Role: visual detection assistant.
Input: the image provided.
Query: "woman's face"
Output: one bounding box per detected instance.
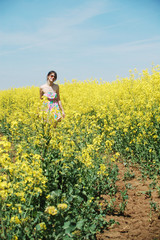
[48,73,56,84]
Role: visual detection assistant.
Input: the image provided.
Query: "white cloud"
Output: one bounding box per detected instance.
[82,36,160,55]
[110,37,160,52]
[0,0,114,55]
[1,0,159,59]
[43,1,108,28]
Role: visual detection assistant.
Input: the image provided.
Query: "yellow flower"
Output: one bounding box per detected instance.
[115,152,120,156]
[124,128,128,133]
[45,206,58,216]
[111,157,115,162]
[10,216,21,224]
[12,236,18,240]
[57,203,68,210]
[97,164,108,176]
[39,222,47,230]
[153,135,158,139]
[6,203,12,207]
[88,197,94,203]
[46,194,51,199]
[72,230,81,236]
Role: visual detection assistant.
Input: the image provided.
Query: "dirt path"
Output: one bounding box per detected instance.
[97,162,160,240]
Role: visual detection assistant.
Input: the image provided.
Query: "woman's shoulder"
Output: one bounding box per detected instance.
[40,83,50,93]
[40,83,47,89]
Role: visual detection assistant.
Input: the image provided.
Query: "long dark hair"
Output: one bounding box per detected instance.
[47,71,57,81]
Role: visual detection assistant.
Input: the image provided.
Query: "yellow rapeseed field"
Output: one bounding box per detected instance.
[0,65,160,239]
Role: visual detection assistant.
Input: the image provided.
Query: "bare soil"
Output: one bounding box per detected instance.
[97,162,160,240]
[1,133,159,239]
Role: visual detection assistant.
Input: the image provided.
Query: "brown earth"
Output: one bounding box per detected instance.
[1,134,160,239]
[97,162,160,240]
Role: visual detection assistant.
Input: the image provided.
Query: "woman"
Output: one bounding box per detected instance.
[40,71,65,121]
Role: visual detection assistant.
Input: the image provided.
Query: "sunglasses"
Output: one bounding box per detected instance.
[50,75,56,78]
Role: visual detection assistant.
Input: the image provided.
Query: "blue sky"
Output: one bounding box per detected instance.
[0,0,160,90]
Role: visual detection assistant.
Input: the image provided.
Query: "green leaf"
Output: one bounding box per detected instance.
[90,224,96,232]
[63,221,70,229]
[76,220,85,229]
[63,235,72,240]
[65,227,72,234]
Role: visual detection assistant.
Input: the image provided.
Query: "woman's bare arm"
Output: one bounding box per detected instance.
[40,88,44,100]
